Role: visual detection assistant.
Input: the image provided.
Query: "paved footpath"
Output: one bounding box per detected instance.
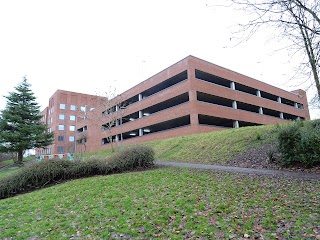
[156,161,320,181]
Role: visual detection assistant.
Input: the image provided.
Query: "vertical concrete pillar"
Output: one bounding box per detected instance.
[230,81,236,90]
[139,111,143,119]
[189,90,197,101]
[115,135,119,142]
[259,107,263,115]
[190,113,199,126]
[139,93,142,101]
[232,100,237,109]
[277,97,282,103]
[233,120,239,128]
[280,112,284,119]
[139,129,143,137]
[256,90,261,97]
[294,102,298,108]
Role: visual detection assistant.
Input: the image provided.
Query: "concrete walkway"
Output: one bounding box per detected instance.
[156,161,320,181]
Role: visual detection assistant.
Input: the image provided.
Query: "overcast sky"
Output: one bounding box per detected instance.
[0,0,318,118]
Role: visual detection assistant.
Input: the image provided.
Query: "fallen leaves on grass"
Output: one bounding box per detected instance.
[0,168,319,239]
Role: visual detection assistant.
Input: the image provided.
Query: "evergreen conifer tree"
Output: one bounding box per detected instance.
[0,77,53,165]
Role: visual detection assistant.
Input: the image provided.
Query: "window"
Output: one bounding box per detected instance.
[58,135,65,142]
[69,136,75,142]
[57,146,65,154]
[70,115,76,121]
[69,125,75,131]
[80,106,86,112]
[70,105,76,111]
[60,103,66,110]
[58,124,65,131]
[59,114,66,120]
[69,146,75,153]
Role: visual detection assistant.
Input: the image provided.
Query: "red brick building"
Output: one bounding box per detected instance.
[38,56,310,155]
[37,90,105,155]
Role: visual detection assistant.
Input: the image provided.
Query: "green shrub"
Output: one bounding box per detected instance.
[277,120,320,167]
[109,146,155,171]
[0,146,155,199]
[298,123,320,167]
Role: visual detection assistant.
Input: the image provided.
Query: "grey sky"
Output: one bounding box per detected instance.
[0,0,317,118]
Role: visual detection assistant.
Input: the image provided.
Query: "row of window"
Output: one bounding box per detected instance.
[59,114,77,121]
[59,104,94,112]
[58,135,75,142]
[58,125,76,131]
[48,104,87,116]
[59,103,79,111]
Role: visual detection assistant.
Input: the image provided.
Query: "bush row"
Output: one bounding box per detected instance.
[0,146,154,199]
[277,120,320,167]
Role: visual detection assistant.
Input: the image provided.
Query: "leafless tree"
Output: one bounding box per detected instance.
[86,86,126,152]
[213,0,320,103]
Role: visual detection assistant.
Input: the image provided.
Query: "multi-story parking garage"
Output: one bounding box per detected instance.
[73,55,309,152]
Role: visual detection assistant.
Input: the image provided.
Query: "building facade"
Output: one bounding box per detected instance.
[36,90,105,156]
[75,55,310,153]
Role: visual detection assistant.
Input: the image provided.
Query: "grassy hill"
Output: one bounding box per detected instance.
[85,124,278,164]
[0,123,319,239]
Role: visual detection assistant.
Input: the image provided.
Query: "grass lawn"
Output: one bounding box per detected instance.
[0,167,319,239]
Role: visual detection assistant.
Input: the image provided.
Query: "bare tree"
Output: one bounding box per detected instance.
[85,86,126,152]
[102,92,128,152]
[213,0,320,102]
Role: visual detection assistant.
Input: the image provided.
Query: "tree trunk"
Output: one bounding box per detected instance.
[17,149,23,165]
[297,18,320,101]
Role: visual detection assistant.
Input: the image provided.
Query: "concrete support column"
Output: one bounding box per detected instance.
[230,81,236,90]
[139,93,142,101]
[232,100,237,109]
[294,102,298,108]
[277,97,282,103]
[115,135,119,142]
[256,90,261,97]
[116,105,119,111]
[233,120,239,128]
[139,128,143,137]
[259,107,263,115]
[280,112,284,119]
[190,113,199,126]
[139,110,143,119]
[189,90,197,101]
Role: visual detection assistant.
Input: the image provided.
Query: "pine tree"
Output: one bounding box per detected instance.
[0,77,53,165]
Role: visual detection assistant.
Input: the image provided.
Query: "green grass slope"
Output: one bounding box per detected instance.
[86,124,278,164]
[0,167,319,239]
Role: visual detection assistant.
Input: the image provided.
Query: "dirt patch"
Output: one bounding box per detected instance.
[227,142,320,174]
